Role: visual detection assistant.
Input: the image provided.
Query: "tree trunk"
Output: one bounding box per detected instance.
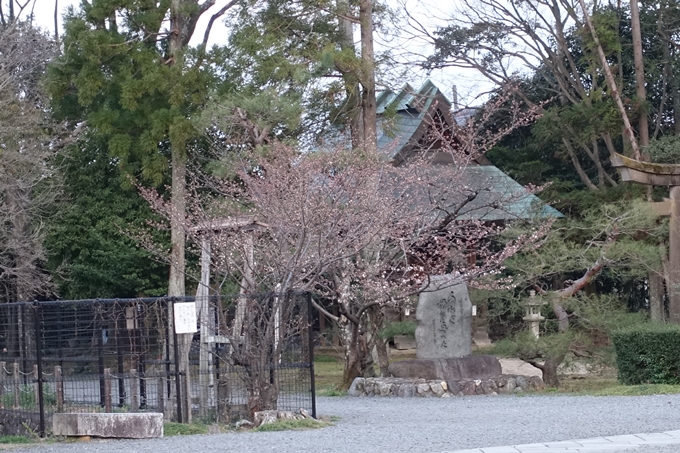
[542,354,565,387]
[359,0,377,154]
[168,147,192,422]
[339,320,363,390]
[233,234,254,338]
[649,271,665,322]
[368,305,389,376]
[673,73,680,135]
[529,352,566,388]
[577,0,642,160]
[551,300,570,333]
[563,137,599,191]
[337,0,364,148]
[167,0,193,423]
[630,0,649,150]
[373,339,389,377]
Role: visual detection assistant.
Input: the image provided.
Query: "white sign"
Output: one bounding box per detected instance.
[174,302,198,334]
[472,305,477,316]
[125,306,137,330]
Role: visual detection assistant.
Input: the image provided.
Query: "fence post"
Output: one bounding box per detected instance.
[33,365,39,411]
[0,361,5,409]
[130,369,139,412]
[33,302,45,437]
[172,299,183,423]
[55,366,63,412]
[98,328,105,408]
[104,368,112,413]
[307,292,317,419]
[117,324,126,407]
[157,376,165,414]
[13,362,19,409]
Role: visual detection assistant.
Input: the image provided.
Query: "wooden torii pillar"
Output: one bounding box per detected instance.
[610,152,680,322]
[190,215,268,417]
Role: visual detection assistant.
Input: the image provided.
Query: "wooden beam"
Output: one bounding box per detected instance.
[611,152,680,185]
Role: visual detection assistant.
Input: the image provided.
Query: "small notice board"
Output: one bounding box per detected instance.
[174,302,198,334]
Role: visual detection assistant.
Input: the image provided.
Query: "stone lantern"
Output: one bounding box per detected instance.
[523,290,545,339]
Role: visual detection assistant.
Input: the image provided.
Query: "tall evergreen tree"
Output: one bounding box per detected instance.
[47,0,244,299]
[45,138,168,300]
[47,0,255,422]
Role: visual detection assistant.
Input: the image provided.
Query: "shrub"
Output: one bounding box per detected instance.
[612,325,680,385]
[378,321,416,340]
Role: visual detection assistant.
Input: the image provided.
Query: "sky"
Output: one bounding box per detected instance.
[28,0,494,106]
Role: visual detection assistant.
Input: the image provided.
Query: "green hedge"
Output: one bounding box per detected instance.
[612,325,680,385]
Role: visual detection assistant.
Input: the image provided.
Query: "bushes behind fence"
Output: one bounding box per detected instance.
[612,324,680,385]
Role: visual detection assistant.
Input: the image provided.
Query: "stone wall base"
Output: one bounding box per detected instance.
[348,375,544,398]
[52,413,164,438]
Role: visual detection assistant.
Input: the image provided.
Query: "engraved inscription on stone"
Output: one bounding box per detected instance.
[415,277,472,359]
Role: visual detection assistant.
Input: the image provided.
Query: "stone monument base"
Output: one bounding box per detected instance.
[348,375,544,398]
[388,355,502,381]
[52,413,164,438]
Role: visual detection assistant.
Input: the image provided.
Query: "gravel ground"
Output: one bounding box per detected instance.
[16,394,680,453]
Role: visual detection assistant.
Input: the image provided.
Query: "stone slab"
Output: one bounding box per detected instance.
[393,335,416,350]
[416,277,472,359]
[52,412,163,438]
[388,355,502,381]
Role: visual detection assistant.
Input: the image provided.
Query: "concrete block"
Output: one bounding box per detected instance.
[52,412,163,438]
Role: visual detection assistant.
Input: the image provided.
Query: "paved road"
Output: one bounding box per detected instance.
[15,395,680,452]
[443,431,680,452]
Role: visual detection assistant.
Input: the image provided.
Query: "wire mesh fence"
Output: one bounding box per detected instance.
[0,293,316,436]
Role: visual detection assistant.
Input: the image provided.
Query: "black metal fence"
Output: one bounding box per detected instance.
[0,293,316,436]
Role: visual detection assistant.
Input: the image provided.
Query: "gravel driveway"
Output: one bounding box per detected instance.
[17,394,680,453]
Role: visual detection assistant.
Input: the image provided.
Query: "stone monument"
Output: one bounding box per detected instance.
[415,276,472,359]
[389,275,502,381]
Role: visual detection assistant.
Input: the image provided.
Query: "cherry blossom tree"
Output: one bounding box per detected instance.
[137,85,552,398]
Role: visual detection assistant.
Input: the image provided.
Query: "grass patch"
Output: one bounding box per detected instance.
[253,419,331,432]
[541,372,680,396]
[314,355,339,363]
[314,359,344,390]
[549,374,619,394]
[0,435,32,444]
[164,422,209,436]
[589,384,680,396]
[316,386,346,397]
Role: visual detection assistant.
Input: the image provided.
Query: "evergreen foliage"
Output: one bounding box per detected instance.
[613,325,680,385]
[378,321,416,340]
[46,3,222,184]
[45,139,168,299]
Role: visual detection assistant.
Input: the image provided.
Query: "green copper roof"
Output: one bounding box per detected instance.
[454,166,563,220]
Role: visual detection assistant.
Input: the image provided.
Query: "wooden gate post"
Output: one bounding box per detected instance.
[103,368,112,413]
[12,362,19,409]
[55,365,63,412]
[130,369,140,412]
